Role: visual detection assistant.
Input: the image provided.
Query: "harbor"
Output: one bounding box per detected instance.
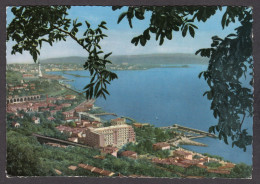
[161,124,217,138]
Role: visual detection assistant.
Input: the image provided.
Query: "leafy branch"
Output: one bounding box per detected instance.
[7,6,118,100]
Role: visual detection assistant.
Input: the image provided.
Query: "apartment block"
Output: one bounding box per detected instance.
[84,124,135,148]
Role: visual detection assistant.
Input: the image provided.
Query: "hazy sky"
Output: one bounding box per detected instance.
[6,6,241,64]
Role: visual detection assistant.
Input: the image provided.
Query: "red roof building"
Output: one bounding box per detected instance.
[120,150,137,159]
[101,146,119,157]
[173,150,193,160]
[153,142,170,150]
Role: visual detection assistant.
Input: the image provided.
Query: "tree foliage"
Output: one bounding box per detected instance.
[7,6,117,100]
[113,6,253,151]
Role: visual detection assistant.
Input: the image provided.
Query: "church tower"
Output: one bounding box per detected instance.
[38,60,43,78]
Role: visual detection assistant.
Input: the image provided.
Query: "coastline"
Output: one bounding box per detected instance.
[45,67,252,165]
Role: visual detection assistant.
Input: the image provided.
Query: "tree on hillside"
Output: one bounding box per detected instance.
[7,6,253,150]
[7,131,54,176]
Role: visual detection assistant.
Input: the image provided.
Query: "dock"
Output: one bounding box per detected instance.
[121,116,137,122]
[93,113,117,116]
[161,124,217,138]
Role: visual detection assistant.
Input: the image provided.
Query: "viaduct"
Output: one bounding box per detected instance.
[6,95,41,104]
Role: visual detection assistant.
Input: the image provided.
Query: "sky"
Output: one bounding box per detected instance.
[6,6,241,64]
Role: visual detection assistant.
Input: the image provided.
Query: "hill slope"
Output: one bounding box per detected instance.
[41,53,208,65]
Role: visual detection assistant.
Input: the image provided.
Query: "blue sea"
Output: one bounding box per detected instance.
[48,64,253,164]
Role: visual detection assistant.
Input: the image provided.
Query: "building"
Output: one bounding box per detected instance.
[173,150,193,160]
[101,146,119,157]
[65,95,76,100]
[68,165,77,171]
[12,122,20,128]
[23,74,35,78]
[62,110,76,119]
[68,137,78,143]
[92,121,103,128]
[120,150,138,159]
[153,142,170,150]
[110,118,126,126]
[47,116,55,121]
[78,163,115,177]
[84,124,135,148]
[132,122,150,128]
[32,116,40,124]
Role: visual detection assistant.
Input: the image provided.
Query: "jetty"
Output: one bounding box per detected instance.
[161,124,217,138]
[93,113,117,116]
[121,116,137,122]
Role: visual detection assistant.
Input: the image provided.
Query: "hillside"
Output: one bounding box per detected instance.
[41,53,208,65]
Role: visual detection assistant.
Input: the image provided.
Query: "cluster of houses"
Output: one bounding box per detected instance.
[7,93,95,129]
[7,63,84,75]
[7,82,38,95]
[55,117,136,149]
[7,94,74,114]
[151,148,235,174]
[77,163,115,177]
[152,149,208,168]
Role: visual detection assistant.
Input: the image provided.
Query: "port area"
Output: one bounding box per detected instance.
[160,124,217,147]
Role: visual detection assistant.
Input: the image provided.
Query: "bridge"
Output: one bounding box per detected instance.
[7,95,41,104]
[32,133,92,148]
[161,124,217,138]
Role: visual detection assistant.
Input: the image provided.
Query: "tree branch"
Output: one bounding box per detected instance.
[239,113,246,132]
[52,25,85,49]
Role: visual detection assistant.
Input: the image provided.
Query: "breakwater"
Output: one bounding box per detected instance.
[161,124,217,138]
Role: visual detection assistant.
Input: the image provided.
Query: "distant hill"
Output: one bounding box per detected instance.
[41,53,208,65]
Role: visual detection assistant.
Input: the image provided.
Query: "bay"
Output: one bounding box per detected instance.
[48,64,253,164]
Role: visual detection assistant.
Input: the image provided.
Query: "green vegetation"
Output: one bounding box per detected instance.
[6,129,176,177]
[229,163,252,178]
[121,125,177,158]
[6,70,23,83]
[133,125,177,142]
[202,153,224,161]
[123,141,170,159]
[204,161,222,168]
[6,107,252,178]
[193,155,201,159]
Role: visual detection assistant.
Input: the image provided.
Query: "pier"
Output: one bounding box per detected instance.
[93,113,117,116]
[161,124,217,138]
[121,116,137,122]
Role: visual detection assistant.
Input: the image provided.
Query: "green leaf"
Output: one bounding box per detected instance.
[189,26,195,38]
[198,71,203,78]
[118,12,128,24]
[182,25,188,37]
[209,126,215,134]
[166,31,172,40]
[221,12,227,29]
[104,52,112,59]
[103,88,110,95]
[94,81,101,96]
[85,21,90,28]
[140,36,146,46]
[159,35,164,45]
[32,51,37,62]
